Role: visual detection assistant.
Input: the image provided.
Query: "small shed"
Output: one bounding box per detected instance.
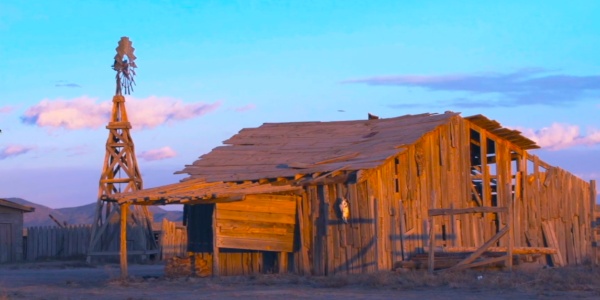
[108,112,597,275]
[0,198,34,263]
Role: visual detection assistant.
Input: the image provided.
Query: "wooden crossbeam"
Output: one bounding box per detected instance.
[450,256,508,271]
[450,226,509,270]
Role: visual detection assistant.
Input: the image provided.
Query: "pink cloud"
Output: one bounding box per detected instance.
[521,123,600,150]
[233,104,256,112]
[0,145,34,160]
[139,146,177,161]
[21,96,110,129]
[126,96,221,129]
[0,105,15,114]
[21,96,220,130]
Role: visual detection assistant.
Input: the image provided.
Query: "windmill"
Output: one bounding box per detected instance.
[87,37,157,263]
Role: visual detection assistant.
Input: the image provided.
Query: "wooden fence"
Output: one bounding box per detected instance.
[24,220,187,262]
[160,219,187,260]
[25,225,92,261]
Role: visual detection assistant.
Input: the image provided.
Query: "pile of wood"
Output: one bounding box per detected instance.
[165,254,211,278]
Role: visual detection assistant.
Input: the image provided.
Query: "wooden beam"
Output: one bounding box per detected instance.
[507,183,514,271]
[451,226,509,270]
[541,221,565,267]
[278,252,288,274]
[428,215,435,274]
[470,182,483,206]
[449,256,508,271]
[429,206,508,216]
[441,246,557,255]
[120,203,129,279]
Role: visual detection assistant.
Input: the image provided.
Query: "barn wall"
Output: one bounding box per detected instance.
[291,182,378,275]
[291,115,594,273]
[374,116,594,267]
[519,156,593,265]
[0,206,25,263]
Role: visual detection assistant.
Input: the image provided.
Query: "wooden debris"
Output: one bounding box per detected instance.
[165,255,211,278]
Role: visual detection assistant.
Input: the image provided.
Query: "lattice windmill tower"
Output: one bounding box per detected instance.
[87,37,157,261]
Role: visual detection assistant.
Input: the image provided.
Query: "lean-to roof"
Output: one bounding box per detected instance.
[104,178,302,205]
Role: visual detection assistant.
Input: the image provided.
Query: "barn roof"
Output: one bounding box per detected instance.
[108,112,538,205]
[176,112,538,183]
[0,199,35,212]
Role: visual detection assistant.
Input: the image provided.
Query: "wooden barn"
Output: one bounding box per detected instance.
[108,112,597,275]
[0,198,34,263]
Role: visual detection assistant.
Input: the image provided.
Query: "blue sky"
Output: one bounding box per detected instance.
[1,1,599,208]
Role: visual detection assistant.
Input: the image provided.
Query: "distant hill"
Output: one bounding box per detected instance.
[5,198,183,227]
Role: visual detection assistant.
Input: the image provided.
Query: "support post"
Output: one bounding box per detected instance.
[507,193,513,270]
[120,203,129,278]
[212,205,220,277]
[278,252,288,274]
[591,180,597,269]
[428,216,435,273]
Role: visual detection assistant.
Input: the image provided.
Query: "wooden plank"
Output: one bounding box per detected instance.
[218,226,293,240]
[278,252,288,273]
[442,246,557,254]
[541,221,565,267]
[296,195,311,275]
[217,219,294,233]
[451,226,509,270]
[216,210,295,224]
[450,256,508,271]
[216,236,293,252]
[428,215,435,273]
[507,185,514,270]
[429,207,508,216]
[217,194,296,214]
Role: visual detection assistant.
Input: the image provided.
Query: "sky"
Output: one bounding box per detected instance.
[0,0,599,209]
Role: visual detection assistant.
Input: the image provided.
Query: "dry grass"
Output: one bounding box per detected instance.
[178,265,600,295]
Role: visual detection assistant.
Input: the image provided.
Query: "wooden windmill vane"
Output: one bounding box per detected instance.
[87,37,156,263]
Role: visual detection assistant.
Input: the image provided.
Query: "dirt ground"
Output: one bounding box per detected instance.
[1,261,600,300]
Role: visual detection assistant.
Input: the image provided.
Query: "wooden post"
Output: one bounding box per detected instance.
[120,203,129,278]
[428,216,435,273]
[278,252,288,274]
[591,180,597,268]
[212,205,220,277]
[428,192,437,274]
[507,184,514,271]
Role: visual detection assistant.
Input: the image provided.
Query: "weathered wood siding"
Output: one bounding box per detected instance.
[216,194,297,252]
[289,116,593,274]
[186,194,297,275]
[160,219,187,260]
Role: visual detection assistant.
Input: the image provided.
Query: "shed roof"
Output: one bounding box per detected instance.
[0,199,35,212]
[177,112,538,183]
[105,178,302,205]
